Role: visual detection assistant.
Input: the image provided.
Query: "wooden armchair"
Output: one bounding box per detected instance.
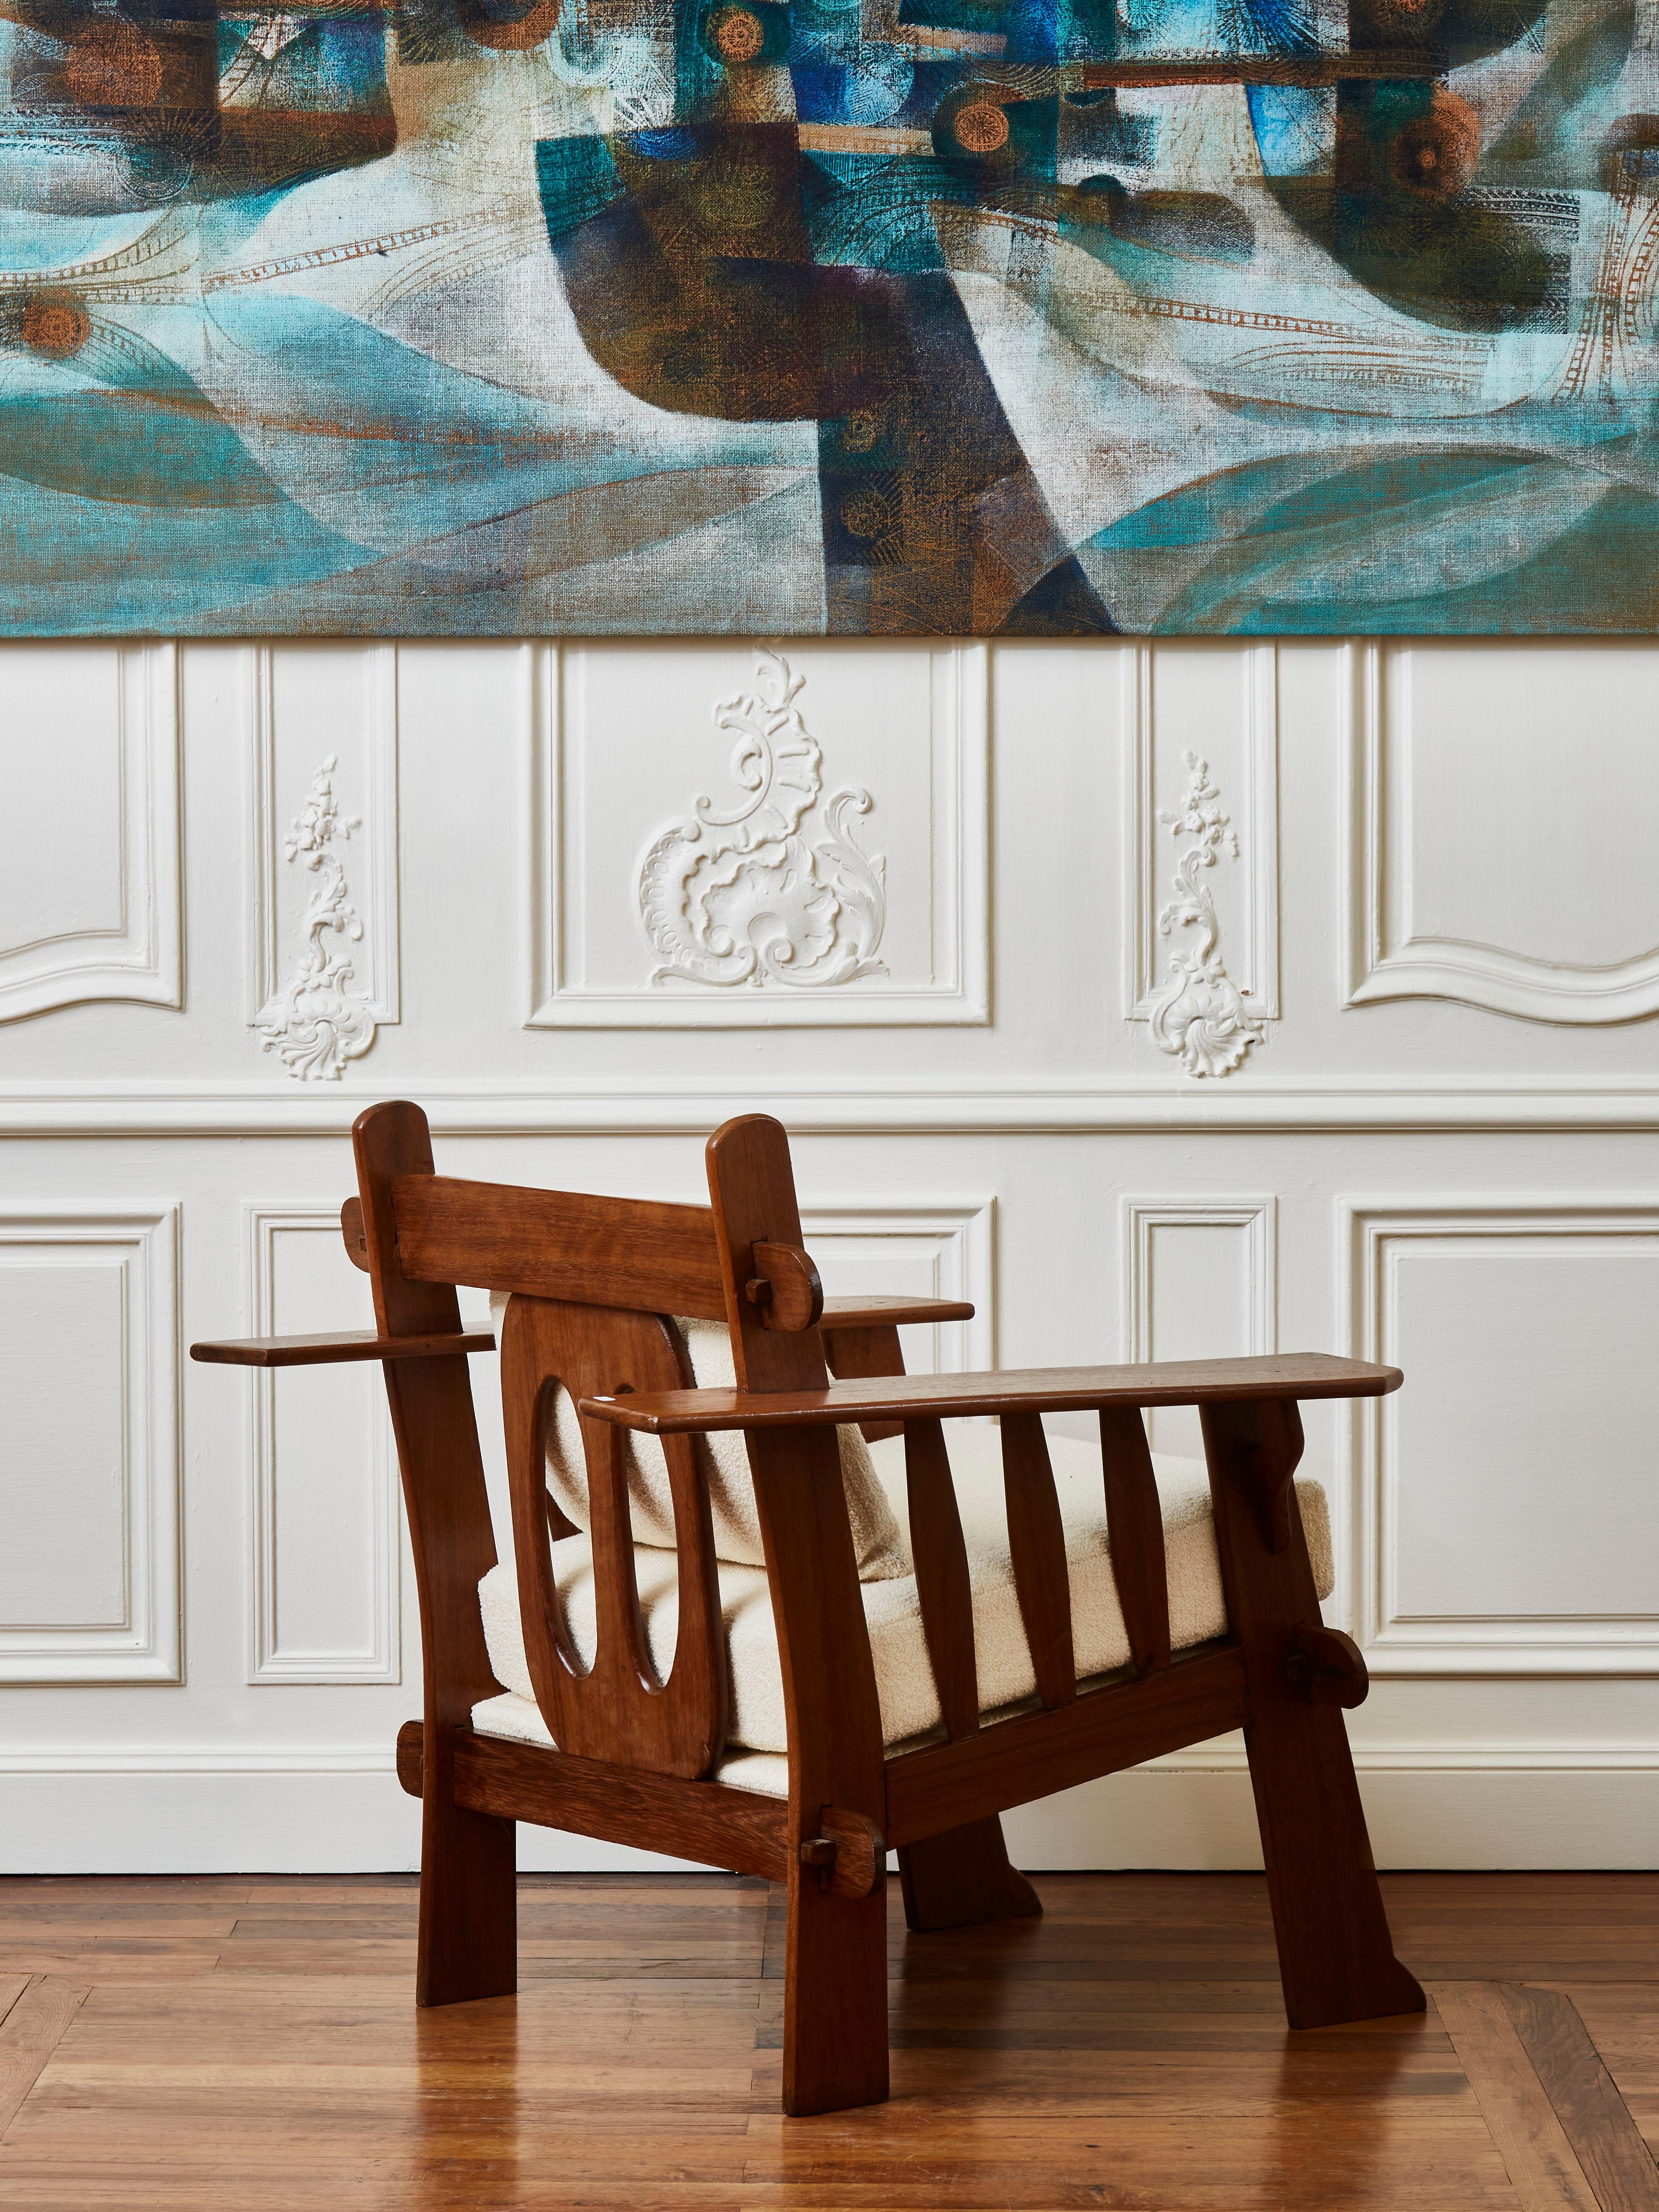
[192,1098,1424,2116]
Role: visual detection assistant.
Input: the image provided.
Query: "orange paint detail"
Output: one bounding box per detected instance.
[1390,88,1480,199]
[954,101,1010,155]
[21,297,91,358]
[713,9,766,62]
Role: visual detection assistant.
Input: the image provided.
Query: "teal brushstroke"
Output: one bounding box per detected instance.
[1084,447,1648,632]
[0,465,372,633]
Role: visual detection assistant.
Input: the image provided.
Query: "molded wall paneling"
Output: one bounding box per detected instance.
[1346,1202,1659,1672]
[248,644,400,1081]
[1121,1197,1275,1458]
[0,1208,180,1681]
[801,1199,993,1376]
[1346,643,1659,1022]
[4,635,1659,1873]
[528,641,990,1025]
[1123,642,1278,1077]
[0,645,179,1023]
[247,1209,400,1684]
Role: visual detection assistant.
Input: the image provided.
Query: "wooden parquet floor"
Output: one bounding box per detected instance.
[2,1872,1658,2211]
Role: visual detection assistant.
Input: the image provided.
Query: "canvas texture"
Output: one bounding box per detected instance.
[1,5,1653,635]
[487,1292,912,1576]
[475,1423,1338,1787]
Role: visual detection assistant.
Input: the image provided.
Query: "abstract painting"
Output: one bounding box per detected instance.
[1,0,1655,634]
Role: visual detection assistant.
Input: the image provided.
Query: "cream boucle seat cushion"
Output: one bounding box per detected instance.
[474,1424,1335,1797]
[486,1292,909,1578]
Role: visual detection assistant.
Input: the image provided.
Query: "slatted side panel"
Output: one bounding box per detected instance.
[999,1414,1076,1710]
[391,1175,728,1317]
[903,1419,980,1742]
[1099,1406,1171,1676]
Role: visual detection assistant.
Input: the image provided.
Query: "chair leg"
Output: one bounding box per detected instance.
[1202,1400,1424,2030]
[415,1738,517,2008]
[1241,1688,1425,2028]
[898,1816,1043,1933]
[783,1860,889,2116]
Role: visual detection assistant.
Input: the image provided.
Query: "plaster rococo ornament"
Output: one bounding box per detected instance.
[256,754,378,1081]
[638,649,888,990]
[1146,750,1267,1080]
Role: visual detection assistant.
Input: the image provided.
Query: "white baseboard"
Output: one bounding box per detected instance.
[5,1759,1657,1874]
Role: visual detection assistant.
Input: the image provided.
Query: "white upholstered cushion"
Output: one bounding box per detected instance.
[487,1292,909,1578]
[474,1424,1334,1788]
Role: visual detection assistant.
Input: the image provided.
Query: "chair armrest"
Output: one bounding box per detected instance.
[578,1351,1402,1434]
[190,1300,962,1368]
[819,1295,975,1330]
[190,1329,496,1368]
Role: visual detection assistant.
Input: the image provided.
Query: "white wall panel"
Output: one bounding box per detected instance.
[0,1207,179,1681]
[0,645,179,1023]
[247,1209,400,1684]
[1121,1197,1275,1457]
[1346,642,1659,1021]
[528,640,989,1026]
[1347,1201,1659,1673]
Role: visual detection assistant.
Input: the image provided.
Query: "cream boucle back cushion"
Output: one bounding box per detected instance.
[475,1423,1337,1778]
[488,1292,910,1578]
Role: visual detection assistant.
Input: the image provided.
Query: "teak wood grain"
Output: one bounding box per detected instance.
[189,1329,495,1368]
[820,1294,975,1330]
[398,1723,790,1883]
[900,1417,980,1742]
[747,1241,823,1332]
[191,1097,1425,2120]
[1200,1397,1425,2029]
[705,1115,888,2116]
[499,1294,726,1780]
[351,1103,517,2012]
[884,1642,1252,1844]
[391,1172,729,1318]
[1098,1405,1172,1676]
[191,1303,978,1374]
[824,1316,909,1441]
[998,1414,1076,1711]
[578,1351,1404,1432]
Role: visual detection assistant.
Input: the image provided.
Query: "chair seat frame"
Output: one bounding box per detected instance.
[193,1098,1424,2118]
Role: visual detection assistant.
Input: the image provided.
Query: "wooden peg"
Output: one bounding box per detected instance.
[341,1195,370,1271]
[748,1241,824,1333]
[1285,1624,1369,1709]
[807,1806,885,1899]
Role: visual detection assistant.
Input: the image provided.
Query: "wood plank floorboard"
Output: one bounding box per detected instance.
[0,1874,1655,2208]
[1498,1984,1659,2212]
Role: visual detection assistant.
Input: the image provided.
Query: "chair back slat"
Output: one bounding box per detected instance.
[999,1413,1076,1710]
[500,1294,726,1780]
[391,1174,727,1317]
[1098,1407,1171,1676]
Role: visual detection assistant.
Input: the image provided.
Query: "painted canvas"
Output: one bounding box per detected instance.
[0,0,1655,634]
